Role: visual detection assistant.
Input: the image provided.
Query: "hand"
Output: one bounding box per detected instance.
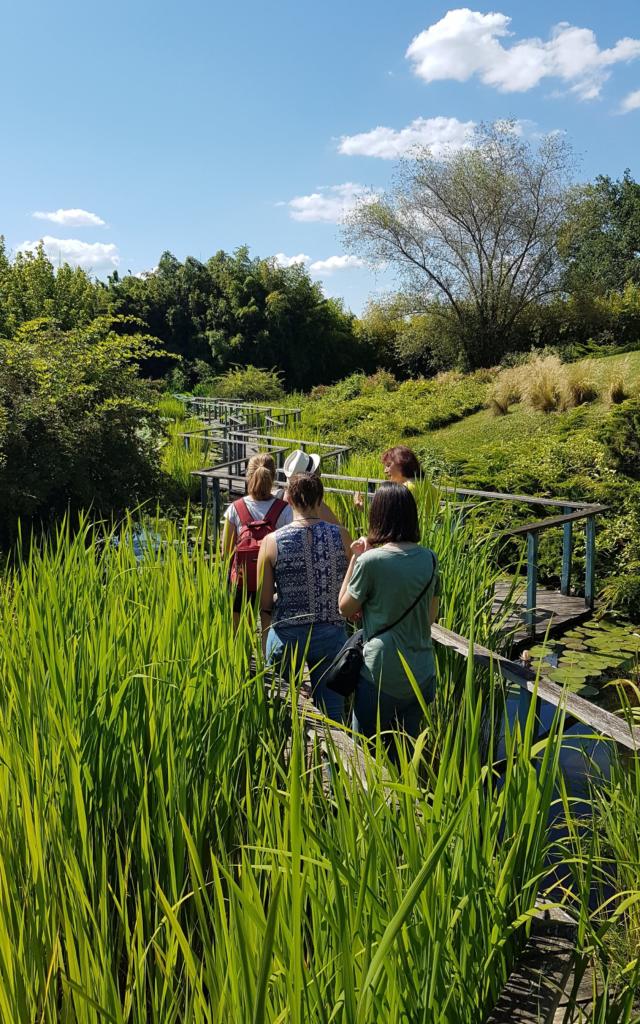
[353,491,364,510]
[351,536,370,557]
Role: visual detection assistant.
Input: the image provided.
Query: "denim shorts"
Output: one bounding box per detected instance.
[266,621,348,724]
[352,675,435,739]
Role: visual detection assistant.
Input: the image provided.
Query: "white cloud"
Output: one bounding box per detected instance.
[285,183,377,223]
[18,236,120,273]
[309,255,365,275]
[32,207,106,227]
[406,9,640,100]
[621,88,640,113]
[339,115,476,159]
[272,252,310,268]
[135,266,158,279]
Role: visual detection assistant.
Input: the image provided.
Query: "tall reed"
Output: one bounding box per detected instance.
[0,516,571,1022]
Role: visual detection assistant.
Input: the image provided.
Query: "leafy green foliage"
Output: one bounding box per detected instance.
[199,364,284,401]
[602,398,640,479]
[0,236,100,336]
[560,170,640,296]
[303,370,492,451]
[0,316,162,542]
[108,247,369,389]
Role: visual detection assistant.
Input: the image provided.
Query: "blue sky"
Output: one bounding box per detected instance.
[1,0,639,313]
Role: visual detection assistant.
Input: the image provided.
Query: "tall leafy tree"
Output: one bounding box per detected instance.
[345,122,573,368]
[560,171,640,296]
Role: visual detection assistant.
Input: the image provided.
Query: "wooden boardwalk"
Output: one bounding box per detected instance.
[493,580,592,653]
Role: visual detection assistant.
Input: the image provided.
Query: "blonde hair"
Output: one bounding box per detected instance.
[246,453,276,500]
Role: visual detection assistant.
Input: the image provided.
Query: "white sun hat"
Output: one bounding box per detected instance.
[283,449,321,478]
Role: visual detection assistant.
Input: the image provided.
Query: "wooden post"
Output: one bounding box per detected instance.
[211,477,221,544]
[561,505,573,596]
[526,531,538,637]
[200,475,208,516]
[585,514,596,609]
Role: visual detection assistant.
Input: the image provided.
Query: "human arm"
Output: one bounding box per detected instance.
[257,534,275,653]
[338,537,370,618]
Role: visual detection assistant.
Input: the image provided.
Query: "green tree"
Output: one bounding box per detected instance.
[345,122,573,369]
[0,238,100,334]
[0,316,161,542]
[560,171,640,296]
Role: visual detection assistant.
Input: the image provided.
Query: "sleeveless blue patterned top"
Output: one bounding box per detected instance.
[272,521,348,627]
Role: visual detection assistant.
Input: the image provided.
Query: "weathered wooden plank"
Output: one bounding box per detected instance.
[487,924,577,1024]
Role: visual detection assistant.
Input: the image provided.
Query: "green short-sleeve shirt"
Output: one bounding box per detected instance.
[347,544,440,699]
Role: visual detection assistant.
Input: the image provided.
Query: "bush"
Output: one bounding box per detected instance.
[487,368,522,415]
[0,317,162,543]
[519,354,566,412]
[563,359,599,407]
[601,398,640,479]
[203,364,284,402]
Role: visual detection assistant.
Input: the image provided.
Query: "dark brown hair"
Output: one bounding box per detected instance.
[246,453,276,500]
[367,483,419,546]
[287,472,324,511]
[381,445,421,480]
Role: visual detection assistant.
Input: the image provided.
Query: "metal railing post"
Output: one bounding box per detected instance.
[526,530,538,637]
[585,514,596,609]
[561,505,573,596]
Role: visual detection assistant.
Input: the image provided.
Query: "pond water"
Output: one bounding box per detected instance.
[501,618,640,832]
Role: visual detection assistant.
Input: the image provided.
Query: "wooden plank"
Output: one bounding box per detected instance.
[431,624,640,751]
[487,923,577,1024]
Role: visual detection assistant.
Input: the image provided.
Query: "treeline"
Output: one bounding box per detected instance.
[0,241,375,393]
[1,159,640,396]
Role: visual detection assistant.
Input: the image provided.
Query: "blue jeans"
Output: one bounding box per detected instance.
[266,622,348,724]
[352,676,436,740]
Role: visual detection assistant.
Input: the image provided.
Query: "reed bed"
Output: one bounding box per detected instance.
[0,515,578,1022]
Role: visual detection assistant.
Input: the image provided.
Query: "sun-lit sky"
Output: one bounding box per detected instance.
[1,1,639,312]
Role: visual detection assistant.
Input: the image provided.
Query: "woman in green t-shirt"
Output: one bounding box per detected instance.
[339,484,440,740]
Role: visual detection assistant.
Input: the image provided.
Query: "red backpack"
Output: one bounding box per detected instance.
[230,498,287,593]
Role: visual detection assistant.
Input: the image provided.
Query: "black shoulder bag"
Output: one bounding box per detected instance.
[321,555,436,697]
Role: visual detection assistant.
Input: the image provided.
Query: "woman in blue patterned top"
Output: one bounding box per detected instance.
[258,473,352,723]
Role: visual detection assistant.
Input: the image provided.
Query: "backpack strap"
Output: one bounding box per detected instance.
[233,498,253,528]
[264,498,287,529]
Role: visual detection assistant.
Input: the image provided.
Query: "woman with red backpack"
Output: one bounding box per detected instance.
[222,454,292,624]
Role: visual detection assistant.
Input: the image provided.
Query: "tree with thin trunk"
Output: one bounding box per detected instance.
[345,122,574,368]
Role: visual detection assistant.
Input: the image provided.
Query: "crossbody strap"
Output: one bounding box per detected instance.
[370,552,436,641]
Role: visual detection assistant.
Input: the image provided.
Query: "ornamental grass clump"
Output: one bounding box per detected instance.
[563,359,599,409]
[520,354,566,413]
[487,368,522,415]
[0,513,576,1022]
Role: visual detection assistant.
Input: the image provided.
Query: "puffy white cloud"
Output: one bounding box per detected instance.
[32,208,106,227]
[339,115,476,159]
[285,183,377,223]
[18,236,120,273]
[406,9,640,100]
[621,88,640,113]
[272,252,310,268]
[309,255,365,275]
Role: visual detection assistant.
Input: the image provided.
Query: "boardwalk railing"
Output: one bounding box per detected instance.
[177,403,607,636]
[176,395,302,432]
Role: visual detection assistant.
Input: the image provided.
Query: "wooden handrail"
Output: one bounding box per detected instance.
[489,504,608,540]
[432,624,640,751]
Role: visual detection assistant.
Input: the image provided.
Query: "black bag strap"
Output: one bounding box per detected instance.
[370,552,436,641]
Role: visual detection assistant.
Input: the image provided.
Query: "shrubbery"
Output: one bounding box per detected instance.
[195,364,284,402]
[0,317,162,543]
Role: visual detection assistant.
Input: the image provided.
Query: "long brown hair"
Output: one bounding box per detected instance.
[246,454,276,500]
[367,484,419,546]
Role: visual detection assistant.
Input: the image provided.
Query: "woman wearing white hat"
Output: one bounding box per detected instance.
[277,449,340,526]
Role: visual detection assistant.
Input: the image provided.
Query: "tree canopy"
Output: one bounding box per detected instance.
[560,171,640,296]
[345,122,573,368]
